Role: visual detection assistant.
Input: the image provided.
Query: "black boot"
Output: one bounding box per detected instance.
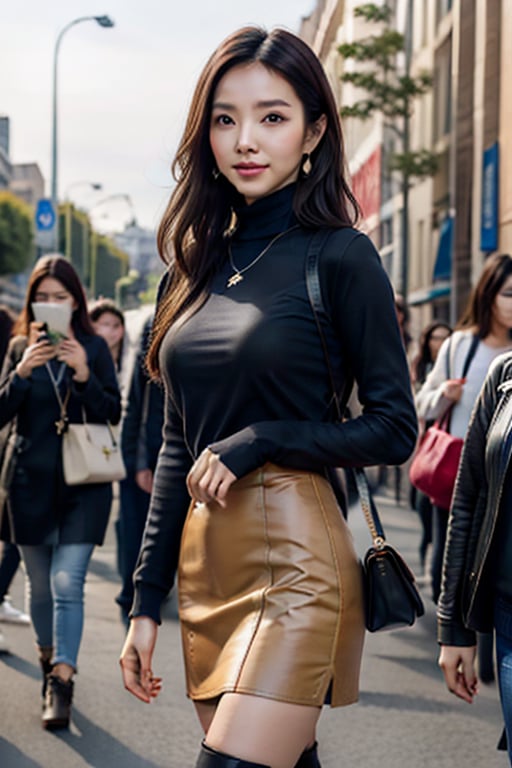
[295,742,321,767]
[196,742,271,767]
[42,675,74,730]
[38,647,53,701]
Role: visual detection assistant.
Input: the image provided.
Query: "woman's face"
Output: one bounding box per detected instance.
[428,326,451,362]
[209,62,325,204]
[92,311,124,351]
[34,276,76,310]
[492,275,512,332]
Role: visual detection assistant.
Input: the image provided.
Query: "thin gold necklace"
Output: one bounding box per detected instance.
[226,225,299,288]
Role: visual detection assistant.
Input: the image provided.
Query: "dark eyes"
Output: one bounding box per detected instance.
[213,113,285,126]
[263,113,283,123]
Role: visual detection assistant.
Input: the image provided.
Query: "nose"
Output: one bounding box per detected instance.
[236,121,257,154]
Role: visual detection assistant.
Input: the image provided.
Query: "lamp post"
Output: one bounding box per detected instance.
[50,15,114,251]
[64,181,103,201]
[88,193,137,231]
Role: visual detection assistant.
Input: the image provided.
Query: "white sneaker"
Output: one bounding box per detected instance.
[0,598,30,625]
[0,629,10,653]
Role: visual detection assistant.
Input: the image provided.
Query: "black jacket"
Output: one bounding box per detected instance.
[0,333,121,545]
[437,351,512,645]
[121,317,164,475]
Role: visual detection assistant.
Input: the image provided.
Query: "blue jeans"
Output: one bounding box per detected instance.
[20,543,94,669]
[495,597,512,765]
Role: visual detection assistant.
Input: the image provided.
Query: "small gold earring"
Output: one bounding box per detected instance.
[223,208,238,238]
[302,154,312,177]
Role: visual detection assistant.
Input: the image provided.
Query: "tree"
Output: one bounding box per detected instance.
[338,3,438,297]
[0,191,34,276]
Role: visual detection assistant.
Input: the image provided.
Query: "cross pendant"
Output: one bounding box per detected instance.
[227,272,243,288]
[55,417,68,435]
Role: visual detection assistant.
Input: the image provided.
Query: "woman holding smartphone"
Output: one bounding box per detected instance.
[0,255,121,730]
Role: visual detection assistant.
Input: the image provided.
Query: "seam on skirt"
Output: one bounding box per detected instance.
[233,465,272,691]
[310,473,343,695]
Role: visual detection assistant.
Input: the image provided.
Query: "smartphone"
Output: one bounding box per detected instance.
[32,302,71,344]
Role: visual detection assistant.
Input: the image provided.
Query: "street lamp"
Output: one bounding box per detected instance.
[50,14,115,250]
[64,181,103,201]
[89,193,137,230]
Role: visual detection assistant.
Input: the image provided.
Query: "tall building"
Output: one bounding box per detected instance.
[10,163,45,207]
[301,0,512,333]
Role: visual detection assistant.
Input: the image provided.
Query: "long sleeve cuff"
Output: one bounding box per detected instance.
[130,583,168,625]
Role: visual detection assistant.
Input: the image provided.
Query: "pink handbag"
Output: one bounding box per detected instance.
[409,409,463,510]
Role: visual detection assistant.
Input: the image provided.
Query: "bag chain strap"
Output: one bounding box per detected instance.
[305,230,386,549]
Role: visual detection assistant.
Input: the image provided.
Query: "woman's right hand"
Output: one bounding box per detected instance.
[16,322,56,379]
[119,616,162,703]
[442,378,466,403]
[438,644,478,703]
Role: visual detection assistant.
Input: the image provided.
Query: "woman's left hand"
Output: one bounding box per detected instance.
[57,338,90,383]
[438,644,478,703]
[186,449,237,508]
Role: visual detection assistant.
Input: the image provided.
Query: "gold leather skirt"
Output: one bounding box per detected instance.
[178,463,365,708]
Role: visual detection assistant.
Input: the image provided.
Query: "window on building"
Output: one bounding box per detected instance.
[433,37,452,141]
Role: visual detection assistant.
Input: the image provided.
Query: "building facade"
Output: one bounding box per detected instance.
[300,0,511,337]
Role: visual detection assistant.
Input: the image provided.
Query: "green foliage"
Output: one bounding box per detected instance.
[338,2,438,181]
[354,3,392,23]
[388,150,440,177]
[0,191,34,275]
[138,271,160,306]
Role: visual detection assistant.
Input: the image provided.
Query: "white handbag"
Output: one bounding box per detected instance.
[62,420,126,485]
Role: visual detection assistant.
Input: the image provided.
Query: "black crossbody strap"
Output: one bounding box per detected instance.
[305,228,386,544]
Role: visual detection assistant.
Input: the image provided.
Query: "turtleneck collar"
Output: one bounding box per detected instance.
[234,183,297,241]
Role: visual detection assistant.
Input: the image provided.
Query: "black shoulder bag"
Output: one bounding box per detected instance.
[305,229,424,632]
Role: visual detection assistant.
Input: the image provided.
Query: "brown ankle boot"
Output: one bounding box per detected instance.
[42,675,73,730]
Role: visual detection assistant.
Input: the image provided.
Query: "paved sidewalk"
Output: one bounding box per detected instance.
[0,493,507,767]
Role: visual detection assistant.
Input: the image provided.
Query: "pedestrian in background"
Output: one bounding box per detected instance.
[438,331,512,765]
[89,298,126,377]
[0,256,121,730]
[415,254,512,606]
[410,321,452,578]
[120,26,417,768]
[115,316,164,628]
[0,305,30,657]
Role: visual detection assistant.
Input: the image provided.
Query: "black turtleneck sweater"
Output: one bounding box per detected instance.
[133,184,417,622]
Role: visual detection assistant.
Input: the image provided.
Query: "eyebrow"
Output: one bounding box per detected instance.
[212,99,292,110]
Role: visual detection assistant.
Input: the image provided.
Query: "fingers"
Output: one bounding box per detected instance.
[119,618,161,704]
[186,450,237,506]
[439,645,478,704]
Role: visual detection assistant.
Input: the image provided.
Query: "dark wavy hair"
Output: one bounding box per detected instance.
[411,321,452,386]
[14,255,95,337]
[147,26,360,377]
[458,253,512,338]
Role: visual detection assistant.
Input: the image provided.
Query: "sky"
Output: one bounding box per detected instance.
[1,1,315,234]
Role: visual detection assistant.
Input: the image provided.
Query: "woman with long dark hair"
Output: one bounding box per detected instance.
[119,27,416,768]
[0,255,121,729]
[416,253,512,606]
